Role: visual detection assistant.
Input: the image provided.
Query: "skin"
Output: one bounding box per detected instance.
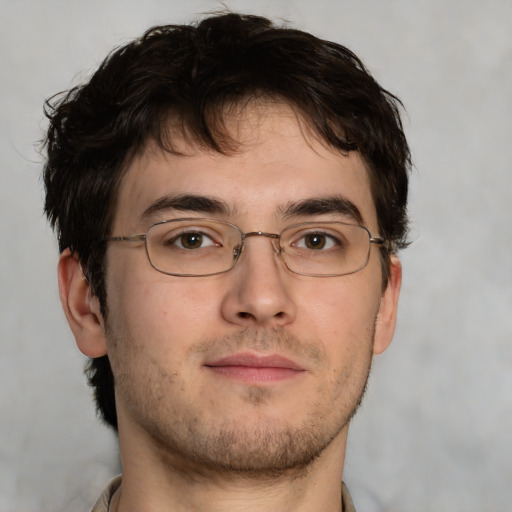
[58,103,401,512]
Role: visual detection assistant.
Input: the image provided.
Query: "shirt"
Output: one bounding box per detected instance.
[91,475,356,512]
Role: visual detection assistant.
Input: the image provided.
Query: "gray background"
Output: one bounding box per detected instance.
[1,0,511,510]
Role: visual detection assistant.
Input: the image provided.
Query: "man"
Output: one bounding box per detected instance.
[43,12,410,512]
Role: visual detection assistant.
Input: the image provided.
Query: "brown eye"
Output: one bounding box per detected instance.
[304,233,327,250]
[179,232,204,249]
[292,230,340,251]
[169,231,218,250]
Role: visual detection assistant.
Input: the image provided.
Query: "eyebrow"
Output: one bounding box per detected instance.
[140,193,364,225]
[280,196,364,224]
[141,194,234,222]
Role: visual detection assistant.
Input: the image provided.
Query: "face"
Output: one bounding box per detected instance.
[96,103,400,475]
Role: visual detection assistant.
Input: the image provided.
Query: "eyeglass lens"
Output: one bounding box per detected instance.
[145,218,373,277]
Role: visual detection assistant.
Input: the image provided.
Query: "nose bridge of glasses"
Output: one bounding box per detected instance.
[234,231,282,259]
[243,231,280,241]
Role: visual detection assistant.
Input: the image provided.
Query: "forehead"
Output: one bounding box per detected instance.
[113,102,377,232]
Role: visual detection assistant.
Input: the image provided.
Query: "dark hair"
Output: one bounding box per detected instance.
[43,12,411,431]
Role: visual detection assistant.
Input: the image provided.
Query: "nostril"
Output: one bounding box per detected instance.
[236,310,285,322]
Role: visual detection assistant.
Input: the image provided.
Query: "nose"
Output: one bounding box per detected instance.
[220,235,297,327]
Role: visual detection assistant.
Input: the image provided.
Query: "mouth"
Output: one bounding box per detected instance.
[204,352,306,383]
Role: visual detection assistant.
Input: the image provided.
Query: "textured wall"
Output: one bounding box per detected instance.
[1,1,511,510]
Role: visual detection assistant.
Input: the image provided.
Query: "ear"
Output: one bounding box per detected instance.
[58,249,108,358]
[373,255,402,355]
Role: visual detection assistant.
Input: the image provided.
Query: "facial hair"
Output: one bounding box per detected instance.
[110,326,375,479]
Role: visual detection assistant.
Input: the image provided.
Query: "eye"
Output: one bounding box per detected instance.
[294,232,339,250]
[171,231,218,250]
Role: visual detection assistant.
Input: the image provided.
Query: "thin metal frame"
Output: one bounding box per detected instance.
[104,218,388,278]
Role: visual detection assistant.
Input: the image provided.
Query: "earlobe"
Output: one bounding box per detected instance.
[58,249,108,358]
[373,256,402,355]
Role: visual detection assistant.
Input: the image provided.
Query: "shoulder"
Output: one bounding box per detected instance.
[90,475,122,512]
[342,481,357,512]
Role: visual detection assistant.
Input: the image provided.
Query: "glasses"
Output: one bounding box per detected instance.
[104,218,388,277]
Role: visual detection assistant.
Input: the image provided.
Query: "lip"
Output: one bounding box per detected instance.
[204,352,306,383]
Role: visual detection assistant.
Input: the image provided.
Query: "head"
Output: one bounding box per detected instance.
[44,12,410,440]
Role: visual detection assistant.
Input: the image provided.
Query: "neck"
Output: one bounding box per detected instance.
[113,420,349,512]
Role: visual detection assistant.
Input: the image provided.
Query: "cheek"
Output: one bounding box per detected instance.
[105,262,222,356]
[305,275,381,329]
[301,276,382,360]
